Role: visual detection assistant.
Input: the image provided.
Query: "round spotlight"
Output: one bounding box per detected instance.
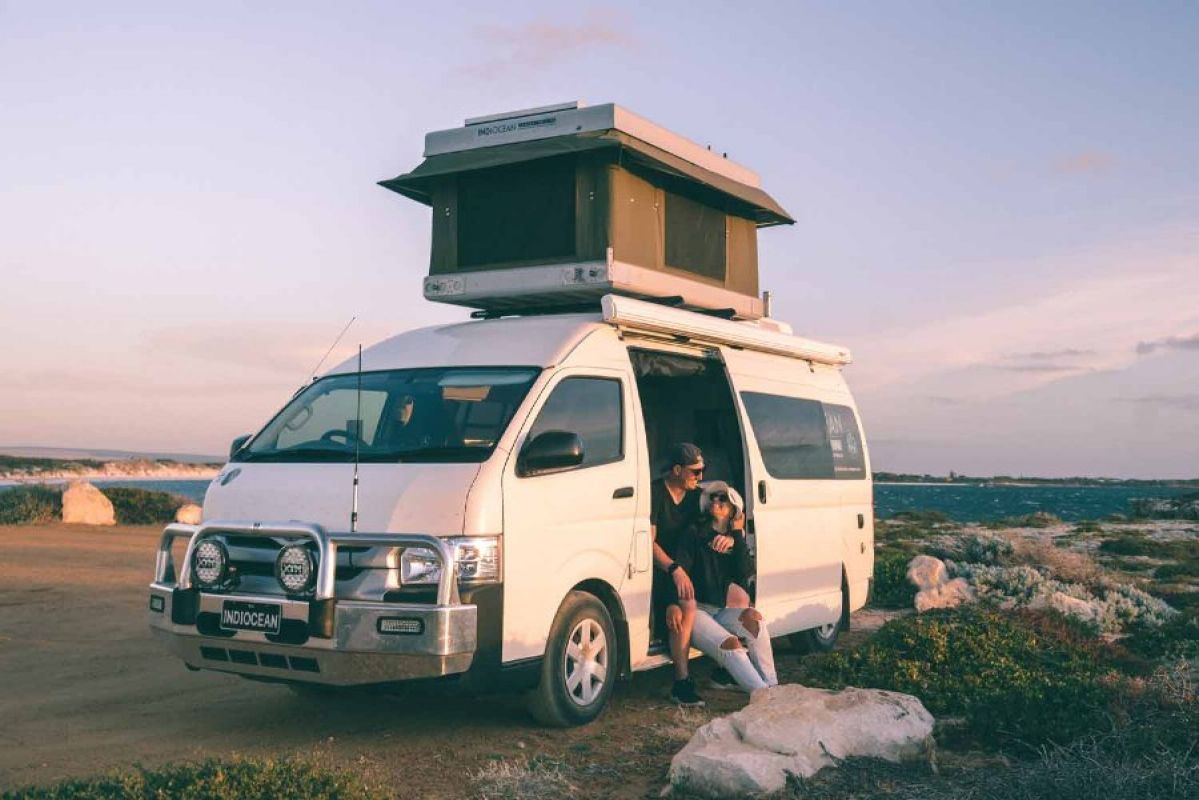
[192,539,228,589]
[275,545,315,595]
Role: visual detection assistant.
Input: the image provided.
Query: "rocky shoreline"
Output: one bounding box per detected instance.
[0,459,219,483]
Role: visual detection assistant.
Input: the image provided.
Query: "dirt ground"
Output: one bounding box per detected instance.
[0,524,880,798]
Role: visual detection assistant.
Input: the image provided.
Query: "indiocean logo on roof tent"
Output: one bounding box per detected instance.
[476,116,557,137]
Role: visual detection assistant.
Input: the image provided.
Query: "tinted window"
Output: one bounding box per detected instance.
[238,368,540,464]
[458,155,576,268]
[824,404,867,479]
[527,377,623,469]
[665,191,726,281]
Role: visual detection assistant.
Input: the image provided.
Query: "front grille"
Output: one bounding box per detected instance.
[199,647,321,674]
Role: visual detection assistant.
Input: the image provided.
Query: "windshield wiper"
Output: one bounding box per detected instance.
[240,445,354,463]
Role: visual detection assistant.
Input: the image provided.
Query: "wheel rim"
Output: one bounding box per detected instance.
[563,618,608,707]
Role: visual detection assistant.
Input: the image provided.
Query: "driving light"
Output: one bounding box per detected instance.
[192,540,229,589]
[275,544,316,595]
[400,537,501,585]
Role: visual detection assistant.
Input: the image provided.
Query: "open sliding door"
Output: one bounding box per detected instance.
[720,348,844,636]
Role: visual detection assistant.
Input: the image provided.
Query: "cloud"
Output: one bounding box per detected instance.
[1053,151,1113,175]
[1135,333,1199,356]
[991,363,1086,373]
[461,11,637,78]
[1009,348,1097,361]
[1118,394,1199,411]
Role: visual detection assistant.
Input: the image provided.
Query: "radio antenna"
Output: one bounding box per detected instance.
[350,344,363,533]
[306,316,356,387]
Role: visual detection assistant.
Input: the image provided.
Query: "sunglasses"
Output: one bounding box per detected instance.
[709,493,730,504]
[682,466,704,477]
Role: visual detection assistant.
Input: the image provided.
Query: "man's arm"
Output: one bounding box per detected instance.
[652,523,694,601]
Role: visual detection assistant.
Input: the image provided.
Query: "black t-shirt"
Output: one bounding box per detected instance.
[674,522,753,608]
[651,479,700,619]
[650,478,700,559]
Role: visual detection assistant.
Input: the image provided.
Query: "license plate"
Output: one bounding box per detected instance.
[220,601,282,634]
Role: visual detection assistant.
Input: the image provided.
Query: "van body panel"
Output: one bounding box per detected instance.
[203,462,480,535]
[324,315,604,376]
[499,365,641,663]
[720,348,846,634]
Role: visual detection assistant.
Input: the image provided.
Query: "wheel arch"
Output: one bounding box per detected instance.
[571,578,630,680]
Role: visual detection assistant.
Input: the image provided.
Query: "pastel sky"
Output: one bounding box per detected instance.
[2,2,1196,477]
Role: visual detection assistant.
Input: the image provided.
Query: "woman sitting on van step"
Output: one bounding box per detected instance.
[672,482,778,692]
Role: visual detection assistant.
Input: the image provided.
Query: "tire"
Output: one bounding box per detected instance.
[790,575,848,654]
[790,620,840,653]
[528,591,618,727]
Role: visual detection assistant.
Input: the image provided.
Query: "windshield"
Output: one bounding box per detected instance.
[235,367,541,463]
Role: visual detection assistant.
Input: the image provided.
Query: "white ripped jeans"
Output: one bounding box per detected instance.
[692,603,778,691]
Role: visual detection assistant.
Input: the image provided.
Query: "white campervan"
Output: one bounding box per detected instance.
[148,103,874,726]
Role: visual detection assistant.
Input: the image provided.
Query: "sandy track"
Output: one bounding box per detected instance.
[2,524,824,797]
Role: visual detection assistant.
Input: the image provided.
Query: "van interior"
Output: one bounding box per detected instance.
[628,347,752,646]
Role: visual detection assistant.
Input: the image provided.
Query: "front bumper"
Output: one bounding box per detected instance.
[148,521,477,686]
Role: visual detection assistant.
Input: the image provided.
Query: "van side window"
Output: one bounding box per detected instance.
[740,392,834,480]
[526,377,624,470]
[824,404,867,479]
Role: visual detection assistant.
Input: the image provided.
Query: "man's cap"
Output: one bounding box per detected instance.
[665,442,703,470]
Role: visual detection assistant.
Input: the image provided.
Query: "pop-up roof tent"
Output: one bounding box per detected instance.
[380,102,794,319]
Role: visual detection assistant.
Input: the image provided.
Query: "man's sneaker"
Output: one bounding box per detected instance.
[671,677,705,708]
[708,667,738,691]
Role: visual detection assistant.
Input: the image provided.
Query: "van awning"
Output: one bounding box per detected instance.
[379,130,795,228]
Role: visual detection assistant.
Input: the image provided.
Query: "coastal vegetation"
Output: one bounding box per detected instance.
[1,757,377,800]
[0,454,219,481]
[0,484,188,525]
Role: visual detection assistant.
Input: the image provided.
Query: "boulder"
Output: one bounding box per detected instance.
[175,504,203,524]
[906,555,947,591]
[914,577,975,612]
[669,685,935,798]
[61,481,116,526]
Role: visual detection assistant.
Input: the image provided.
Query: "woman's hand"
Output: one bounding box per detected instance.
[672,568,695,601]
[709,534,735,554]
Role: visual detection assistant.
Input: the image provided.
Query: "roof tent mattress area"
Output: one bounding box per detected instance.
[379,103,794,319]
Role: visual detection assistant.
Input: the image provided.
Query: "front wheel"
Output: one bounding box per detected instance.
[528,591,617,727]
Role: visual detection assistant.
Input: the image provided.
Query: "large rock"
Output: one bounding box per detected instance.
[669,685,935,797]
[61,481,116,526]
[175,504,203,524]
[914,577,974,612]
[906,554,947,591]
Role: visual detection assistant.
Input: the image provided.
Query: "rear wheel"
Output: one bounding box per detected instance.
[528,591,617,727]
[791,620,840,653]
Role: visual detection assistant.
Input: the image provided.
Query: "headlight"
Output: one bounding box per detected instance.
[191,539,229,589]
[400,537,501,585]
[275,544,316,595]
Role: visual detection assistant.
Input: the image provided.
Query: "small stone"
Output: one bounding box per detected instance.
[914,578,975,612]
[175,504,203,524]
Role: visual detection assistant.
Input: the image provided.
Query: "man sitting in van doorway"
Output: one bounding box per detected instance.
[653,442,739,706]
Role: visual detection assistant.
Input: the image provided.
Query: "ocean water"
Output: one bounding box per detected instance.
[2,477,1191,523]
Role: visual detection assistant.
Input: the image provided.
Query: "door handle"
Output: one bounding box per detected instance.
[612,486,634,499]
[758,480,768,504]
[857,513,865,529]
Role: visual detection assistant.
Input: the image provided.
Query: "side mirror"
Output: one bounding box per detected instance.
[229,434,252,460]
[519,431,584,476]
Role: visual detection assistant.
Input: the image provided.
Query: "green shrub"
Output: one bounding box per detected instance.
[99,487,187,525]
[1124,609,1199,660]
[985,512,1063,530]
[799,606,1125,746]
[2,757,378,800]
[0,485,62,524]
[1155,560,1199,580]
[871,551,917,609]
[1100,535,1199,561]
